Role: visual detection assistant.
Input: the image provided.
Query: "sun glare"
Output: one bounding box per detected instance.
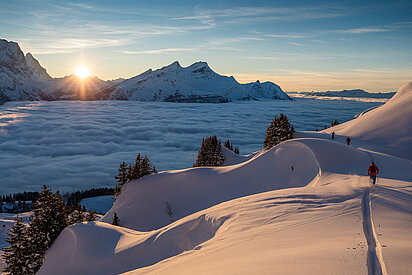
[76,66,89,78]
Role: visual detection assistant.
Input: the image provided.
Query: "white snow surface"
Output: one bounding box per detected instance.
[110,61,290,102]
[322,81,412,161]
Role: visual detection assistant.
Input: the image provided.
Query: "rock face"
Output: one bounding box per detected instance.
[0,39,51,103]
[0,38,290,103]
[109,61,290,102]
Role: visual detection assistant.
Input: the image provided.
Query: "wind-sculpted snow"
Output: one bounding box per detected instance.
[39,215,226,275]
[0,98,382,193]
[101,140,321,231]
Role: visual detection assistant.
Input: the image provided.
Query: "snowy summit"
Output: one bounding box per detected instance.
[109,61,290,102]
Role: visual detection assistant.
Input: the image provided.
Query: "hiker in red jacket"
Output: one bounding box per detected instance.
[367,162,379,185]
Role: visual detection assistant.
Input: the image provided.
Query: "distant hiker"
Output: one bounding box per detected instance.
[291,166,295,171]
[331,131,335,140]
[367,162,379,185]
[346,137,351,145]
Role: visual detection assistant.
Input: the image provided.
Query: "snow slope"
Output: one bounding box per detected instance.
[322,81,412,160]
[38,136,412,274]
[109,61,290,102]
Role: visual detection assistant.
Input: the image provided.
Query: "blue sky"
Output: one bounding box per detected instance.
[1,0,411,91]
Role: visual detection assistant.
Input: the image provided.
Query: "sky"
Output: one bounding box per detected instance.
[1,0,411,92]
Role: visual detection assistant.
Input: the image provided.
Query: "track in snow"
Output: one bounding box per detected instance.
[361,188,387,275]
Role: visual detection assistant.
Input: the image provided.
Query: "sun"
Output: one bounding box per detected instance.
[75,65,89,78]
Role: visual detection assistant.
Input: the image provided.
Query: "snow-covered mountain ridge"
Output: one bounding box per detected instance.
[109,61,290,102]
[0,39,290,103]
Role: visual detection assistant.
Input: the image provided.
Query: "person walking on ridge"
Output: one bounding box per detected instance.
[331,131,335,140]
[367,162,379,185]
[346,136,351,145]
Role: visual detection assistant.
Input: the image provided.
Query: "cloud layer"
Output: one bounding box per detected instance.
[0,99,383,194]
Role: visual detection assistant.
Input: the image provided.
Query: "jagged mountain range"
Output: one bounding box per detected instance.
[0,39,290,104]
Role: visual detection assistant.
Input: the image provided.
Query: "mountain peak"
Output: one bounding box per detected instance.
[161,61,181,70]
[25,52,52,81]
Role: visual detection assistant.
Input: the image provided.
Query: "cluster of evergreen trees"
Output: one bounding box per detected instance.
[2,185,97,274]
[114,153,157,198]
[264,113,295,149]
[193,135,225,167]
[223,139,240,154]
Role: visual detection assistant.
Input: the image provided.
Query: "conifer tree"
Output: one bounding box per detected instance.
[234,147,240,154]
[114,162,129,198]
[2,216,29,274]
[112,212,120,226]
[69,209,85,224]
[114,154,157,199]
[194,135,225,167]
[25,185,68,274]
[85,209,97,221]
[224,139,233,151]
[264,113,295,149]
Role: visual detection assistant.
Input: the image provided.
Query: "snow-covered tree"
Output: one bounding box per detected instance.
[25,185,68,274]
[193,136,225,167]
[2,216,30,274]
[85,209,97,221]
[264,113,295,149]
[69,210,85,224]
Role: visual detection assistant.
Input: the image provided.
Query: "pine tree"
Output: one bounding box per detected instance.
[234,147,240,154]
[85,209,97,221]
[224,139,233,151]
[264,113,295,149]
[69,209,85,224]
[112,212,120,226]
[193,136,225,167]
[2,216,29,274]
[24,185,68,274]
[114,162,129,198]
[114,154,157,199]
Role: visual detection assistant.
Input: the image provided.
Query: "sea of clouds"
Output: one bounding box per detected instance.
[0,98,384,193]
